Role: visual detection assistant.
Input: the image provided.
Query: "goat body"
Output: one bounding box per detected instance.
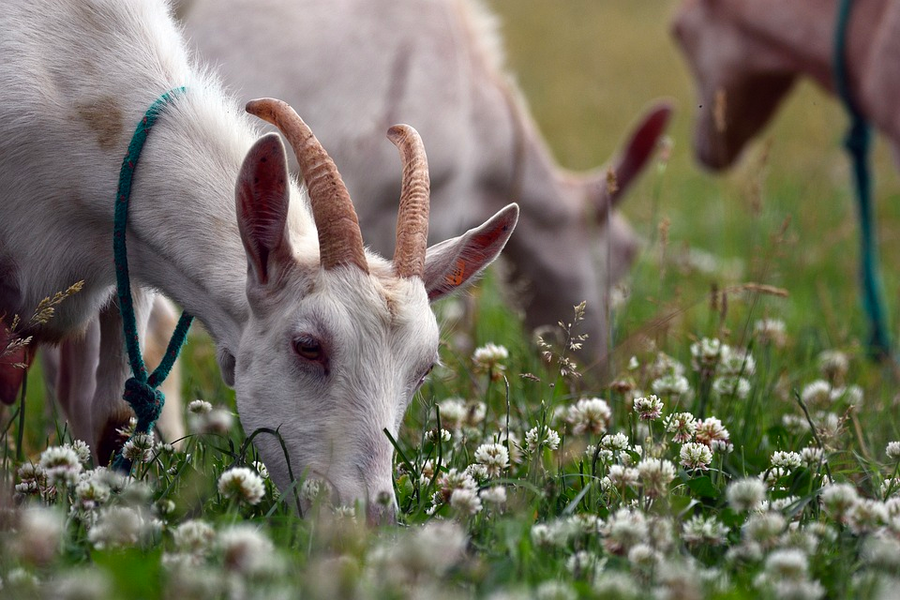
[181,0,671,364]
[0,0,517,522]
[672,0,899,169]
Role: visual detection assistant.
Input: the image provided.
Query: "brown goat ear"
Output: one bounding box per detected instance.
[592,101,673,216]
[235,133,293,288]
[423,204,519,302]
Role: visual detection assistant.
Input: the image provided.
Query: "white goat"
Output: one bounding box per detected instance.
[181,0,671,364]
[0,0,518,522]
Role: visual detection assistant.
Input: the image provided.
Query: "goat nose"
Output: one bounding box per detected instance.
[366,491,398,526]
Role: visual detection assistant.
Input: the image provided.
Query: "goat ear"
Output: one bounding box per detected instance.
[236,133,293,288]
[593,101,672,213]
[423,204,519,302]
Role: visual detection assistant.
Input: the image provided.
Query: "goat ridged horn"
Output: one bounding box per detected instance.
[246,98,368,273]
[387,125,430,279]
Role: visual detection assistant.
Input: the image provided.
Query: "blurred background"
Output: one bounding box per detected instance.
[488,0,900,363]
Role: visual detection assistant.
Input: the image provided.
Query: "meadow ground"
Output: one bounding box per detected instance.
[2,2,900,598]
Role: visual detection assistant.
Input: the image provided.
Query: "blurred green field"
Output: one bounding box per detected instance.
[490,0,900,368]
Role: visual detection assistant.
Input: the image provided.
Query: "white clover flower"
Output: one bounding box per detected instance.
[637,458,676,498]
[602,508,648,554]
[568,513,603,536]
[535,581,576,600]
[650,373,691,398]
[832,384,863,407]
[218,525,275,576]
[764,467,790,487]
[690,337,725,371]
[480,485,507,506]
[754,318,787,346]
[800,380,832,408]
[800,446,824,468]
[592,571,640,598]
[121,432,156,464]
[881,478,900,499]
[628,356,640,370]
[742,512,786,549]
[566,550,602,579]
[607,465,640,489]
[814,411,843,442]
[525,426,560,451]
[682,514,728,545]
[187,399,213,414]
[727,477,766,512]
[720,346,756,377]
[886,441,900,462]
[782,414,810,434]
[74,477,111,513]
[16,462,45,496]
[566,397,611,435]
[88,506,159,549]
[862,535,900,572]
[847,499,887,534]
[665,412,698,443]
[764,548,809,581]
[473,342,509,364]
[13,506,65,566]
[473,343,508,379]
[436,397,467,430]
[712,376,751,400]
[820,483,859,521]
[680,442,713,470]
[465,463,490,483]
[695,416,732,452]
[627,543,661,574]
[597,433,627,452]
[49,571,112,600]
[252,461,269,480]
[424,428,452,444]
[769,496,800,514]
[632,395,664,421]
[67,440,91,465]
[173,519,216,556]
[40,445,83,487]
[818,349,849,382]
[217,467,265,505]
[450,487,482,516]
[771,451,803,470]
[474,442,510,477]
[649,352,686,378]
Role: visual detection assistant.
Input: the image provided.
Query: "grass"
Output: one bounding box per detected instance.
[3,1,900,598]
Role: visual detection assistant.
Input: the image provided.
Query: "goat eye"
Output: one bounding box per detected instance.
[293,337,324,362]
[417,363,435,387]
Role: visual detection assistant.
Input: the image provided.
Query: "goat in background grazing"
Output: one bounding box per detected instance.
[181,0,672,366]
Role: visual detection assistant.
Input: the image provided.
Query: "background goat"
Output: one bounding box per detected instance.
[181,0,671,366]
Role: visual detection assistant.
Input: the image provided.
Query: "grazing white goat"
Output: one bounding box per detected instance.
[181,0,671,363]
[0,0,518,522]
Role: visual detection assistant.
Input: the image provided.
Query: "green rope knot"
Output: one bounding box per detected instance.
[111,87,194,471]
[123,377,165,433]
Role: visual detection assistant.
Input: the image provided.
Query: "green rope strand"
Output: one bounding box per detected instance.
[834,0,891,358]
[112,87,193,471]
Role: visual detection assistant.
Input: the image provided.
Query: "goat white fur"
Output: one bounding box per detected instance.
[0,0,518,523]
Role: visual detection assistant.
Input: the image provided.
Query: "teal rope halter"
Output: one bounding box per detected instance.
[834,0,891,358]
[111,88,194,471]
